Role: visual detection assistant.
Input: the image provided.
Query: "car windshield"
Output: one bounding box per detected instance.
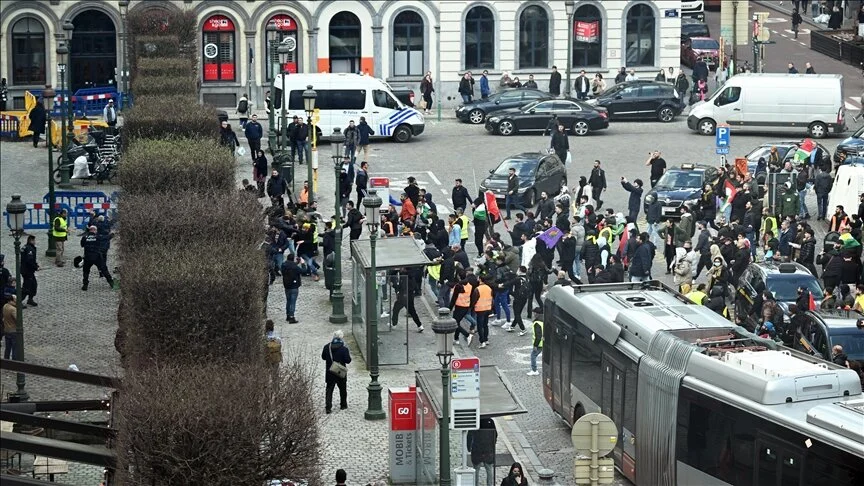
[831,332,864,361]
[655,171,703,189]
[691,39,719,50]
[766,276,824,302]
[493,159,536,177]
[852,126,864,139]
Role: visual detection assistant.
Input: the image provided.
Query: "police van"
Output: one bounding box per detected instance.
[273,73,425,143]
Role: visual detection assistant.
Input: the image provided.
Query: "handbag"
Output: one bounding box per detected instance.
[565,152,572,166]
[418,99,427,110]
[328,345,348,379]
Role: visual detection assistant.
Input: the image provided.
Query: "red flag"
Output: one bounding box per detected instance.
[808,293,816,312]
[485,191,507,230]
[724,179,737,202]
[618,226,630,266]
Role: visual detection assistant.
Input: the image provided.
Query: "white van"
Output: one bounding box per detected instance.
[273,73,424,143]
[828,163,864,215]
[687,73,846,139]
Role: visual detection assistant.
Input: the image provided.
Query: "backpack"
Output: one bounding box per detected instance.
[266,337,283,365]
[238,99,248,114]
[515,276,532,300]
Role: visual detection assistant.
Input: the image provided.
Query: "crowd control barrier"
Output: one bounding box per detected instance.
[3,203,73,231]
[0,113,21,140]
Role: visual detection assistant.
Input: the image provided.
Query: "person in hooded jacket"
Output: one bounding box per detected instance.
[219,121,240,155]
[28,100,47,148]
[322,330,351,413]
[500,462,529,486]
[253,150,269,198]
[674,72,690,101]
[705,285,728,318]
[557,232,577,282]
[467,418,498,486]
[605,254,625,282]
[673,247,693,291]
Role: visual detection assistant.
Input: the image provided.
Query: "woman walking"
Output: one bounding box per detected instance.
[253,149,269,198]
[420,72,434,114]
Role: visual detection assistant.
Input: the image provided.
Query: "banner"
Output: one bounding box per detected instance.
[574,21,599,43]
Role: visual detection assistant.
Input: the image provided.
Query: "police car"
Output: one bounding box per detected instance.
[643,164,713,219]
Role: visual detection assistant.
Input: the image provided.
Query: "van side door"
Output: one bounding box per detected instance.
[714,85,743,128]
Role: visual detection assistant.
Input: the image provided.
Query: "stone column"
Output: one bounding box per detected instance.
[244,30,256,105]
[372,25,383,77]
[308,27,319,72]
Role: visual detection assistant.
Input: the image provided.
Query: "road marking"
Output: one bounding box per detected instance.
[763,17,788,24]
[784,28,811,35]
[426,170,441,186]
[779,33,788,38]
[440,188,448,195]
[798,42,807,46]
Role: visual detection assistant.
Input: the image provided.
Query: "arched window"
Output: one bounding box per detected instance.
[329,11,361,73]
[393,11,424,76]
[266,14,299,79]
[519,5,548,69]
[572,5,602,68]
[202,15,236,82]
[464,6,494,70]
[12,17,47,85]
[625,4,655,67]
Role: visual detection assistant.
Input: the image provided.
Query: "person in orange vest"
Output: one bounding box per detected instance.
[449,273,476,346]
[471,275,495,349]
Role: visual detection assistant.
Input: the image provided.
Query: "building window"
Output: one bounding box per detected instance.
[202,15,236,82]
[464,6,494,70]
[11,17,46,85]
[519,5,548,69]
[393,10,424,77]
[625,3,655,67]
[329,11,361,73]
[572,5,602,68]
[266,14,299,80]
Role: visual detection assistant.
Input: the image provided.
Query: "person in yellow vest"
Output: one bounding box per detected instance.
[685,283,709,305]
[527,308,543,376]
[760,207,777,248]
[456,208,470,251]
[52,209,69,266]
[471,275,495,348]
[449,274,476,345]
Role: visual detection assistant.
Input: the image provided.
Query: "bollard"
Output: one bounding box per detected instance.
[537,468,556,482]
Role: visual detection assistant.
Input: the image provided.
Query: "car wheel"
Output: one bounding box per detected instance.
[698,118,716,135]
[572,120,590,136]
[468,109,485,124]
[393,125,412,143]
[657,106,676,123]
[524,189,537,208]
[498,120,516,136]
[808,121,828,139]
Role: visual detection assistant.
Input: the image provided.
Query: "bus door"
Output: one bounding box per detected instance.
[601,354,626,464]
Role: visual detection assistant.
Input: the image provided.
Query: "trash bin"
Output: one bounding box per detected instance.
[324,252,335,296]
[274,150,294,185]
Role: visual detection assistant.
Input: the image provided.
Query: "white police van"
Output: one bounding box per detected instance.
[273,73,425,143]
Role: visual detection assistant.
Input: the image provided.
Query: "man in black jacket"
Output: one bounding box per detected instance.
[452,179,471,212]
[550,123,569,164]
[505,167,527,219]
[80,226,114,291]
[244,114,263,154]
[404,176,421,208]
[620,177,643,223]
[321,330,351,413]
[355,161,369,207]
[629,233,653,282]
[796,229,818,276]
[548,66,561,97]
[390,268,423,331]
[344,201,364,240]
[537,192,555,222]
[20,235,39,306]
[267,169,288,208]
[573,70,590,99]
[589,160,607,210]
[467,418,498,485]
[282,255,302,323]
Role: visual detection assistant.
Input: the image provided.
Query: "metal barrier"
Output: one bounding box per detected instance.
[72,202,118,229]
[3,203,73,230]
[0,113,20,140]
[43,191,110,210]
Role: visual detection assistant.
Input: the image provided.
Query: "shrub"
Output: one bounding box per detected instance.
[128,10,197,77]
[136,57,195,79]
[132,75,198,98]
[119,138,235,195]
[134,35,181,59]
[120,242,266,367]
[116,360,321,485]
[123,98,218,143]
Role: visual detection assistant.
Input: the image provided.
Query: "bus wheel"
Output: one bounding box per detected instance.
[393,125,412,143]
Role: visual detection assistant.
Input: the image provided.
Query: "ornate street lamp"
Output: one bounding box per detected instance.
[62,19,75,130]
[302,85,317,203]
[432,308,458,486]
[42,85,57,258]
[362,190,385,420]
[329,128,347,323]
[277,44,291,152]
[6,194,29,402]
[565,1,575,98]
[266,21,278,154]
[119,1,130,104]
[56,42,71,187]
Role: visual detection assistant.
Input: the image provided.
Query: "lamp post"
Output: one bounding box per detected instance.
[277,44,290,152]
[56,42,71,188]
[119,1,129,105]
[329,128,348,324]
[266,21,278,154]
[43,85,57,258]
[302,85,317,204]
[565,1,575,97]
[432,308,457,486]
[6,195,29,402]
[62,20,74,130]
[362,190,386,421]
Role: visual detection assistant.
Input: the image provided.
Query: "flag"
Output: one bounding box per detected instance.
[473,202,487,222]
[484,191,507,229]
[793,138,815,164]
[537,226,564,248]
[720,179,737,211]
[808,292,816,312]
[618,227,630,266]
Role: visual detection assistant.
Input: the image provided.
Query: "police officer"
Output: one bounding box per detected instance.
[20,235,39,306]
[52,209,69,267]
[81,225,114,291]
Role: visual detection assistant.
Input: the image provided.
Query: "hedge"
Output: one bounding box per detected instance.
[135,57,196,79]
[120,242,266,367]
[133,35,182,60]
[132,75,198,98]
[123,97,218,143]
[119,138,235,196]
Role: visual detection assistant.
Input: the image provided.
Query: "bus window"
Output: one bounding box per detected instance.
[373,89,400,110]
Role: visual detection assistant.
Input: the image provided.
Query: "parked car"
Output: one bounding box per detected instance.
[484,99,609,137]
[388,85,415,108]
[643,164,712,219]
[681,16,711,39]
[586,81,684,122]
[745,140,833,183]
[689,37,721,70]
[455,88,550,124]
[834,125,864,163]
[796,310,864,364]
[478,152,567,207]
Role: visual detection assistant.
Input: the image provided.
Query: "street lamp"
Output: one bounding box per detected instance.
[302,85,317,204]
[277,44,291,152]
[6,194,29,402]
[329,128,347,324]
[266,21,278,154]
[565,1,575,98]
[362,190,385,421]
[119,1,129,104]
[43,85,57,258]
[62,20,74,130]
[432,308,457,486]
[56,42,71,187]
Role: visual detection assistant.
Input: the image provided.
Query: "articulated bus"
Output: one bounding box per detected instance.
[542,281,864,486]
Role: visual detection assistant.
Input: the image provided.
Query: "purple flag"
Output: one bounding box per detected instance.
[537,226,563,248]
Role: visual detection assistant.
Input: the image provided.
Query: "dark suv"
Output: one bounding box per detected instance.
[735,262,824,331]
[643,164,712,219]
[455,88,550,124]
[796,310,864,364]
[478,152,567,207]
[587,81,684,122]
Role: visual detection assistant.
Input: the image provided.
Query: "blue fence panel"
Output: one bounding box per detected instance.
[0,114,20,141]
[4,203,73,231]
[43,191,110,210]
[72,203,118,229]
[74,87,116,97]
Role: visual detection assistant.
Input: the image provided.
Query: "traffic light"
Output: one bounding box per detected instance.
[753,12,771,42]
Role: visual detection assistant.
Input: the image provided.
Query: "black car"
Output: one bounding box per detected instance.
[485,99,609,137]
[389,85,415,108]
[455,88,550,124]
[681,17,710,39]
[796,310,864,364]
[833,125,864,164]
[643,164,711,219]
[586,81,684,122]
[744,140,832,183]
[478,152,567,207]
[735,262,824,337]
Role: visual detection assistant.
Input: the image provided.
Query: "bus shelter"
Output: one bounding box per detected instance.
[413,365,527,486]
[350,236,430,367]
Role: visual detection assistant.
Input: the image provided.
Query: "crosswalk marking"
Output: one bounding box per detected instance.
[784,28,811,35]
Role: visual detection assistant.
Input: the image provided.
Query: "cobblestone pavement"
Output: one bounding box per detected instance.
[1,89,855,484]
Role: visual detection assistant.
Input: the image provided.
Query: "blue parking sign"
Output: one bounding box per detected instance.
[715,125,730,148]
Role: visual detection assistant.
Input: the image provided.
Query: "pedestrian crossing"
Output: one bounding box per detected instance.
[846,96,862,112]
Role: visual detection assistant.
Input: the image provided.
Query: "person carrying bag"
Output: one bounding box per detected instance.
[322,330,351,413]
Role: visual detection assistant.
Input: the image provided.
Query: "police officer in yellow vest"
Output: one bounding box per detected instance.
[51,209,69,266]
[760,208,777,248]
[471,275,494,348]
[527,308,544,376]
[685,283,709,305]
[456,208,470,251]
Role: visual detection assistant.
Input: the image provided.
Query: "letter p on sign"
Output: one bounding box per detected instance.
[716,125,730,148]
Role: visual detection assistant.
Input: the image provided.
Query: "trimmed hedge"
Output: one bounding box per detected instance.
[119,138,235,196]
[123,96,218,143]
[136,57,196,79]
[121,242,266,367]
[132,75,198,98]
[134,35,182,59]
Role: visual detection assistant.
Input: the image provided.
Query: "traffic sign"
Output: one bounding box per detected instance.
[716,147,730,155]
[715,124,730,148]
